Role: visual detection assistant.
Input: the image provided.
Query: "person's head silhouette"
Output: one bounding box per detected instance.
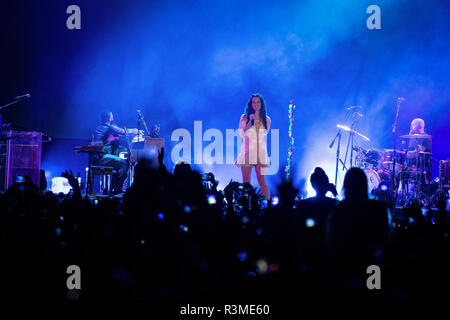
[310,167,337,198]
[343,167,368,201]
[174,161,192,176]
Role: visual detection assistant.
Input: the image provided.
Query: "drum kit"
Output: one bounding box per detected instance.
[355,133,434,205]
[330,99,445,207]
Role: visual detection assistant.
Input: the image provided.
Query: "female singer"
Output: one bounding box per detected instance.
[235,93,271,200]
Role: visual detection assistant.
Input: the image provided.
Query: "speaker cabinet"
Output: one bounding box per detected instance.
[5,131,42,189]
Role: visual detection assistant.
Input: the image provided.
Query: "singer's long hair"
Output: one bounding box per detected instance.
[244,93,268,129]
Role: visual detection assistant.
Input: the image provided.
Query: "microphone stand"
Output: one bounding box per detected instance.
[137,113,142,162]
[329,109,352,186]
[329,131,341,186]
[391,98,403,208]
[0,98,22,111]
[342,121,357,171]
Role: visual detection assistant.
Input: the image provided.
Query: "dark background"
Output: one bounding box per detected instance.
[1,0,449,192]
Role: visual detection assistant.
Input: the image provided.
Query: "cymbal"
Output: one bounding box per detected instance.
[406,150,433,157]
[383,149,406,154]
[366,148,383,153]
[382,161,404,168]
[400,133,431,139]
[336,124,370,141]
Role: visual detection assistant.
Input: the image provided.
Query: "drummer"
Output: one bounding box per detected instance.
[403,118,432,184]
[406,118,431,153]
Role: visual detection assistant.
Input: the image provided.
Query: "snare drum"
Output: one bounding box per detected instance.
[364,168,381,193]
[381,149,405,172]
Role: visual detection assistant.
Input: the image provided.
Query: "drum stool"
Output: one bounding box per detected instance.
[91,165,114,195]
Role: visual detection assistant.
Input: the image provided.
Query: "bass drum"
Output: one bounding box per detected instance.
[364,168,381,193]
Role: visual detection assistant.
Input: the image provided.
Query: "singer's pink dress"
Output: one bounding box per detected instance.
[235,115,270,167]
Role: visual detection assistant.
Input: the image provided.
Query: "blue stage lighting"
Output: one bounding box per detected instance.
[271,196,279,206]
[380,183,389,191]
[207,194,216,205]
[237,251,247,261]
[305,218,316,228]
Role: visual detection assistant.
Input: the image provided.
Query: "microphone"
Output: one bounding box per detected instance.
[398,97,405,101]
[14,93,31,100]
[329,139,335,149]
[346,105,361,110]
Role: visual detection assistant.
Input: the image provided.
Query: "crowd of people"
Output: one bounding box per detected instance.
[0,149,448,305]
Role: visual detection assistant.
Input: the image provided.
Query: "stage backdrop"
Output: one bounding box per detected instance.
[1,0,449,193]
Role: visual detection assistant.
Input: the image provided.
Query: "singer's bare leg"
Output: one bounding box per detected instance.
[256,164,270,200]
[241,166,252,183]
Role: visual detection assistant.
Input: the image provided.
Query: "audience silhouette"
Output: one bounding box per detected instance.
[0,161,448,303]
[326,167,390,288]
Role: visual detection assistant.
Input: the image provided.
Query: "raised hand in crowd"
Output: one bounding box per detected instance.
[62,169,81,199]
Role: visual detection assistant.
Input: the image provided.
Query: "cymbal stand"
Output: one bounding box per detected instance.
[427,160,449,208]
[329,109,352,186]
[415,151,429,204]
[403,148,426,207]
[391,98,404,207]
[123,127,135,189]
[343,117,359,171]
[136,112,143,163]
[86,150,94,196]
